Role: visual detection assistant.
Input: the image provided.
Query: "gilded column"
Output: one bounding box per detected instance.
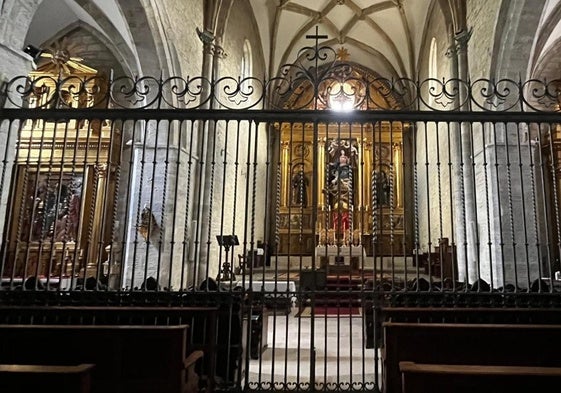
[393,142,403,208]
[318,137,326,208]
[357,139,364,208]
[281,141,290,207]
[363,141,373,210]
[86,163,108,277]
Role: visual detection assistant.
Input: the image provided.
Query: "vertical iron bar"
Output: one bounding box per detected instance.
[412,120,420,291]
[423,120,432,289]
[504,122,519,289]
[481,122,494,290]
[181,119,196,292]
[458,119,469,290]
[468,121,481,287]
[526,123,544,290]
[492,122,507,289]
[545,123,561,287]
[155,119,173,288]
[0,119,17,286]
[168,119,182,290]
[515,122,533,289]
[446,120,457,290]
[436,120,444,285]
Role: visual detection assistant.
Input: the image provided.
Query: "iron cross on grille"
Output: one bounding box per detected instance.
[305,25,328,49]
[305,26,328,90]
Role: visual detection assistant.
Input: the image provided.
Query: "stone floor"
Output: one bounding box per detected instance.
[237,258,427,388]
[244,304,383,388]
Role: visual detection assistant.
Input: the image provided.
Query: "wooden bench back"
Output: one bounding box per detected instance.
[381,307,561,324]
[383,322,561,393]
[399,361,561,393]
[0,305,231,384]
[0,364,94,393]
[0,324,189,393]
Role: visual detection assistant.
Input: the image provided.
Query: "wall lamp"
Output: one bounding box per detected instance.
[23,44,43,62]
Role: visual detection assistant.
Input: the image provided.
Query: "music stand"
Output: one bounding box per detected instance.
[216,235,239,283]
[216,235,239,251]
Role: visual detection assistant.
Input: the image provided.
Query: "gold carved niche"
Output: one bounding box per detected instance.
[4,56,118,282]
[276,121,405,256]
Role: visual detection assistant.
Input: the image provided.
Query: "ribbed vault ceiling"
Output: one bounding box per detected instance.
[249,0,432,79]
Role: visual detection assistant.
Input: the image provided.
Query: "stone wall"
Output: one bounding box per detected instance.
[198,0,268,281]
[158,0,203,78]
[117,0,269,287]
[0,0,40,74]
[466,1,549,288]
[467,0,501,79]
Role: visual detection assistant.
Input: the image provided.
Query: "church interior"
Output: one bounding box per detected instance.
[1,1,561,392]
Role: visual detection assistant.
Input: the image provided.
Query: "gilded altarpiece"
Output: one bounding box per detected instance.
[276,122,404,257]
[4,62,118,280]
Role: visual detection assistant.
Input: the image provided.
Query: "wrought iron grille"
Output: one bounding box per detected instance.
[3,41,561,112]
[1,44,561,392]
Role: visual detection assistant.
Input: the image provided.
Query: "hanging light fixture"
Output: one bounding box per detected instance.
[329,81,356,111]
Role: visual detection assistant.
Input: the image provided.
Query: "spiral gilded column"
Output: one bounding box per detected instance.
[281,141,290,207]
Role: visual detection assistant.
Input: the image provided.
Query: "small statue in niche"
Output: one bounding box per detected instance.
[138,205,158,240]
[291,168,309,207]
[374,169,391,206]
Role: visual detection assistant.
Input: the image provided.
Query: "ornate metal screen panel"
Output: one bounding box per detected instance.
[1,45,561,392]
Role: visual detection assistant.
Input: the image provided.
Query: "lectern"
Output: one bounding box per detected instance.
[216,235,239,283]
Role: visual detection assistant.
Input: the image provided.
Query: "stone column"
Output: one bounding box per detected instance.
[192,1,227,284]
[447,26,477,283]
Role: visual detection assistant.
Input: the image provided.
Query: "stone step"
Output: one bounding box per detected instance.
[363,256,417,272]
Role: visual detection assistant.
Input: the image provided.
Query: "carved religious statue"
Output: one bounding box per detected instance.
[291,170,309,207]
[374,169,391,206]
[326,139,358,209]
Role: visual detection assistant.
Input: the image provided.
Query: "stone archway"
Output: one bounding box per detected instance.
[490,0,546,79]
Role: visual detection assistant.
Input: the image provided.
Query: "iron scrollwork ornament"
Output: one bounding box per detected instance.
[3,40,561,112]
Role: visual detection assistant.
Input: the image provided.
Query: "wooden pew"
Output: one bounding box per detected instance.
[383,322,561,393]
[381,307,561,324]
[0,305,227,389]
[371,305,561,351]
[0,324,201,393]
[0,363,95,393]
[0,294,245,389]
[399,361,561,393]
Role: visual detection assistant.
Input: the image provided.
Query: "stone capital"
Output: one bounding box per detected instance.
[204,42,227,59]
[446,27,472,58]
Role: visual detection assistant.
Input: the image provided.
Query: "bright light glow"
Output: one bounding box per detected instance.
[329,82,355,111]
